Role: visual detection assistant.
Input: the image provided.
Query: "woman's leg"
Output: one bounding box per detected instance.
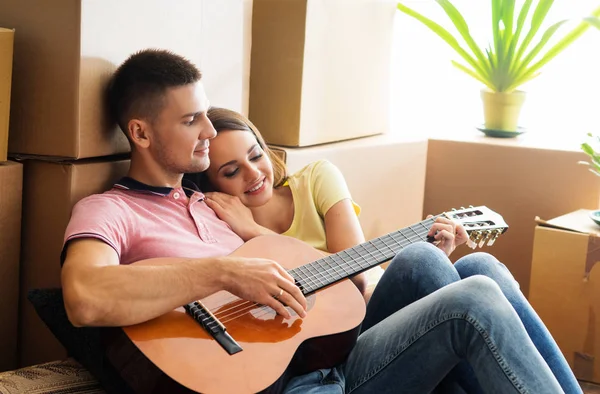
[361,242,460,333]
[455,253,581,394]
[344,276,563,394]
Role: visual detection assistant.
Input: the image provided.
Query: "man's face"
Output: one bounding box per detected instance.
[148,82,216,175]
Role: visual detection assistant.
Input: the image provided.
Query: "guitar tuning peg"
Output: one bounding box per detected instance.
[460,206,465,210]
[451,208,457,211]
[487,230,501,246]
[479,230,491,248]
[469,205,474,208]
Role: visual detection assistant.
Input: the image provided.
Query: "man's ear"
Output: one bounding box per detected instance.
[127,119,151,149]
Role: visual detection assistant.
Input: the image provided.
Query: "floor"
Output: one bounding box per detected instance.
[582,381,600,393]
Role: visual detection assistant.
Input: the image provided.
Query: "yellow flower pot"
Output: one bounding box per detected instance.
[480,89,526,132]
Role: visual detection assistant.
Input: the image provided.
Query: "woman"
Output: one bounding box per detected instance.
[185,107,385,300]
[185,107,581,393]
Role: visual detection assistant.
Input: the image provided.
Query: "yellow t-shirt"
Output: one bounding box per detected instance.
[281,159,360,252]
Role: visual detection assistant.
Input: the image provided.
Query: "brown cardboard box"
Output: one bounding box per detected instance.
[19,158,129,367]
[424,136,600,297]
[0,160,22,371]
[249,0,396,147]
[0,28,13,162]
[0,0,249,159]
[270,134,428,243]
[529,209,600,384]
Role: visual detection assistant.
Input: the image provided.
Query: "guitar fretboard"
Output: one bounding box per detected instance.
[289,216,437,295]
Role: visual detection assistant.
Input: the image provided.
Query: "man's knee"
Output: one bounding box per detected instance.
[454,252,514,281]
[389,242,450,274]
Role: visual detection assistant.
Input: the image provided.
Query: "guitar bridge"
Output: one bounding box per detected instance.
[184,301,243,355]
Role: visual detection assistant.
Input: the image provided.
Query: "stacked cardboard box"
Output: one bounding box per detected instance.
[0,0,250,367]
[0,26,21,372]
[0,161,22,372]
[0,28,13,162]
[249,0,396,147]
[529,210,600,384]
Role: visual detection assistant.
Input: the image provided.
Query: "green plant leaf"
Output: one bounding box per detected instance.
[451,60,495,90]
[513,0,554,66]
[511,19,568,84]
[396,3,487,78]
[435,0,491,77]
[396,1,600,92]
[585,16,600,30]
[507,0,534,74]
[511,13,599,91]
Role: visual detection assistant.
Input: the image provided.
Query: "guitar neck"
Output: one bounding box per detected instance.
[289,216,437,295]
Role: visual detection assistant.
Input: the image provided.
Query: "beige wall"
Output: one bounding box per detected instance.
[424,135,600,297]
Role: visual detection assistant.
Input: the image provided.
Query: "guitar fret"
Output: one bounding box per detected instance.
[340,250,362,271]
[329,255,350,277]
[306,261,328,292]
[303,263,323,293]
[295,265,318,293]
[315,257,336,284]
[289,214,479,295]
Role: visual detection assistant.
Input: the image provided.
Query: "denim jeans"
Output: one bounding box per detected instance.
[285,242,570,394]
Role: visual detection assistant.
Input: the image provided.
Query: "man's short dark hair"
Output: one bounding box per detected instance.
[107,49,202,136]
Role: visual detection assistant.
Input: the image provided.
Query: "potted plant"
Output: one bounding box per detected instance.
[396,0,600,136]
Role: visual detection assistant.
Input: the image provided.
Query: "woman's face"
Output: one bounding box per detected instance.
[205,129,274,207]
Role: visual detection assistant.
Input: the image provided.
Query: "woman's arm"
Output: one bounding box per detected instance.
[323,199,373,302]
[204,191,276,241]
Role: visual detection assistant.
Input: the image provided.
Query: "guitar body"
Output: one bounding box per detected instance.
[104,235,366,394]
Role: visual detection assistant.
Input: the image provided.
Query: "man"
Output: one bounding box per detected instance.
[61,49,566,393]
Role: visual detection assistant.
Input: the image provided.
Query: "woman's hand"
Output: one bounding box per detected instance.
[204,192,270,241]
[426,215,469,257]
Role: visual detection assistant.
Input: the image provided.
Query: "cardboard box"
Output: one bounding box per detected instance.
[0,0,249,159]
[529,209,600,384]
[0,160,22,372]
[0,28,13,162]
[424,137,600,297]
[18,158,130,367]
[270,134,428,243]
[249,0,396,147]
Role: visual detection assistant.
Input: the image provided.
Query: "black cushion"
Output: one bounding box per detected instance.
[27,288,134,394]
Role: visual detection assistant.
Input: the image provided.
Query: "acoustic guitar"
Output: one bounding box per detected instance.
[103,206,508,394]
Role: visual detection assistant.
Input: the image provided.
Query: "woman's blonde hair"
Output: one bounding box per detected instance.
[184,107,288,191]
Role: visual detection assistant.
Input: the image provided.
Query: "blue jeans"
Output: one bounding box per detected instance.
[285,242,573,394]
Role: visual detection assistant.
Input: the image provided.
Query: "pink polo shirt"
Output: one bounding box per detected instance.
[62,177,244,265]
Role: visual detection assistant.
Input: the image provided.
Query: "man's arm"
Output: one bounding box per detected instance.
[61,238,307,327]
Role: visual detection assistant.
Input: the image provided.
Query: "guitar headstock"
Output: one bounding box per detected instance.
[443,206,509,249]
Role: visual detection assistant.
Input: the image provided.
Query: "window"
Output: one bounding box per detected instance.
[390,0,600,142]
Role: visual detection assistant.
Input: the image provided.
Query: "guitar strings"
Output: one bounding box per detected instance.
[204,224,436,326]
[210,223,435,323]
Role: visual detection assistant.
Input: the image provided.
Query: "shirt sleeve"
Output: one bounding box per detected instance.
[60,195,127,264]
[311,160,361,217]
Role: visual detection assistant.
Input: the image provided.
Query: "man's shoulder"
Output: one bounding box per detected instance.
[72,188,129,212]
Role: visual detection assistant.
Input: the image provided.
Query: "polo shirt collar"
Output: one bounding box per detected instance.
[114,177,200,197]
